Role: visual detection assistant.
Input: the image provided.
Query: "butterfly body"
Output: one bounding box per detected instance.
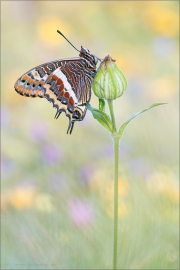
[14,46,98,134]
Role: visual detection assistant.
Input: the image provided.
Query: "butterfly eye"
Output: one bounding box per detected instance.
[93,56,98,65]
[81,48,87,54]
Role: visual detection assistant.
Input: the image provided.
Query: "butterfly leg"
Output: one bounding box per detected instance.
[69,122,75,134]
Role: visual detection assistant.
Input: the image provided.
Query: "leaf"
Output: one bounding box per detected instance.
[99,98,105,112]
[87,104,113,133]
[118,102,167,137]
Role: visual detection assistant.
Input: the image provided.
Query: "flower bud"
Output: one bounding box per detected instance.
[92,54,127,100]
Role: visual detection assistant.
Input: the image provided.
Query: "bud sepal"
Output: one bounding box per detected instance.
[99,98,105,112]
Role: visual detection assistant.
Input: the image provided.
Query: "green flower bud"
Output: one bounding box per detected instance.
[92,54,127,100]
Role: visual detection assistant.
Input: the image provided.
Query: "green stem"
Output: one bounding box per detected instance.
[107,100,120,269]
[113,136,119,270]
[107,100,117,133]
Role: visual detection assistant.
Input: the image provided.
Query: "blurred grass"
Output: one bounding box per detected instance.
[1,1,179,269]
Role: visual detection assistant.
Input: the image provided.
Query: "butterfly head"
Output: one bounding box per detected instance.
[56,31,101,66]
[80,46,100,66]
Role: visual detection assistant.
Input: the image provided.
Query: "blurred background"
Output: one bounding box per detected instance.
[1,1,179,269]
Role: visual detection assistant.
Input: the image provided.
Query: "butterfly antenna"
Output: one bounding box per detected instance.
[57,30,80,53]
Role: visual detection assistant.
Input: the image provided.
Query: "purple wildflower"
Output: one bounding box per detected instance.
[29,121,48,142]
[1,158,15,180]
[42,144,63,165]
[69,198,94,227]
[79,163,94,187]
[1,107,10,128]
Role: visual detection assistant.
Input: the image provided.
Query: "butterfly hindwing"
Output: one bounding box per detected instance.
[44,65,78,123]
[43,59,92,126]
[14,60,62,98]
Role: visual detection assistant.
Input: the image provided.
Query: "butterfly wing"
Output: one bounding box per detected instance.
[44,58,95,134]
[14,58,94,134]
[14,60,62,98]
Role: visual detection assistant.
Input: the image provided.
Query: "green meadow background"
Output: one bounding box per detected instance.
[1,1,179,269]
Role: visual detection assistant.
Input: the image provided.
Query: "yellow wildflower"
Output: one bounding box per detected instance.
[10,186,36,210]
[37,16,70,48]
[90,170,129,217]
[144,3,178,36]
[146,167,179,204]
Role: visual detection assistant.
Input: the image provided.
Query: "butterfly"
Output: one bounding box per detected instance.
[14,30,101,134]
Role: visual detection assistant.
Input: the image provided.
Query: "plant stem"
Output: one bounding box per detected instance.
[107,100,120,269]
[113,136,119,270]
[107,100,117,133]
